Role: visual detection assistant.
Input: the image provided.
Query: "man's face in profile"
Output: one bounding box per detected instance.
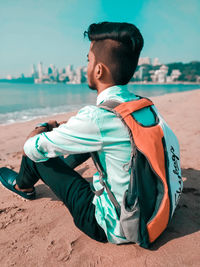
[87,42,97,90]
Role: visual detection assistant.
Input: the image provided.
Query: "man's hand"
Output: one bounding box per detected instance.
[58,120,67,126]
[23,120,67,156]
[46,120,59,131]
[25,120,59,140]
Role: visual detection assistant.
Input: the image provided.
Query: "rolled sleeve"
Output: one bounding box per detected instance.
[23,134,49,162]
[24,105,103,162]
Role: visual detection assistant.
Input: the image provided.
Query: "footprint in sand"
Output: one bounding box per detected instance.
[0,206,27,229]
[46,237,74,263]
[12,151,22,159]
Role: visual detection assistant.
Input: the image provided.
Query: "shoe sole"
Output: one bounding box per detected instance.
[0,182,35,202]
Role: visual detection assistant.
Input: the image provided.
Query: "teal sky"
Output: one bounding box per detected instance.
[0,0,199,77]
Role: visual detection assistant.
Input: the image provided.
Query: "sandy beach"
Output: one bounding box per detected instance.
[0,89,200,267]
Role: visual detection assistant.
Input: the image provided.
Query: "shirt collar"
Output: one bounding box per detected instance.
[96,85,128,105]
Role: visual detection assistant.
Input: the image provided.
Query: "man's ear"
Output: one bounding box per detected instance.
[95,63,104,80]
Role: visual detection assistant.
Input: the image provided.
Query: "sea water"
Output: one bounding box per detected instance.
[0,83,199,125]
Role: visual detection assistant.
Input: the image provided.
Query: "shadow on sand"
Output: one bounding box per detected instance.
[34,166,200,249]
[151,168,200,250]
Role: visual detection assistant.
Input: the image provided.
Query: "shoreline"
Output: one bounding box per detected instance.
[0,87,200,127]
[0,80,200,85]
[0,111,75,127]
[0,89,200,266]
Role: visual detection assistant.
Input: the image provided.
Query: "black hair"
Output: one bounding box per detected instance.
[84,22,144,85]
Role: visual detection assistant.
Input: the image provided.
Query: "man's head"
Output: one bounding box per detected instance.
[84,22,144,90]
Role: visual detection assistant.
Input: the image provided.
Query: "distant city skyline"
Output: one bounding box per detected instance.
[3,57,199,84]
[3,56,163,79]
[0,0,200,78]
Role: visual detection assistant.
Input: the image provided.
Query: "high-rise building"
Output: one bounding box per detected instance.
[156,65,168,83]
[153,57,161,66]
[31,64,37,78]
[138,66,145,80]
[65,65,73,75]
[73,66,87,84]
[65,65,75,82]
[59,68,65,75]
[138,57,151,65]
[170,69,181,81]
[38,62,43,79]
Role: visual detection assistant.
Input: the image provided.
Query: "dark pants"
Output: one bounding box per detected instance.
[16,154,107,243]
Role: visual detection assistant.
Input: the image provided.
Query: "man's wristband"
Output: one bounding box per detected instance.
[35,122,50,131]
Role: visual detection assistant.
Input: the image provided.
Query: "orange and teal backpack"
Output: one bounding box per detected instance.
[91,96,183,248]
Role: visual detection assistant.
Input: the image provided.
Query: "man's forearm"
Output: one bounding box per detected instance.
[25,120,62,141]
[23,120,67,157]
[23,127,48,156]
[23,120,58,156]
[25,126,48,141]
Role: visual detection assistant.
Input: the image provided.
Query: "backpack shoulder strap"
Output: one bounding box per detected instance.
[90,151,121,217]
[98,99,122,110]
[90,100,123,217]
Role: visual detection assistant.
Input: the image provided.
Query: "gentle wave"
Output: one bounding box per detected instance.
[0,104,84,125]
[0,83,199,125]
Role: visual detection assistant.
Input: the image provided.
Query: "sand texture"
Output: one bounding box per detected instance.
[0,90,200,266]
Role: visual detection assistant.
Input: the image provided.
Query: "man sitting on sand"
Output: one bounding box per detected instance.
[0,22,181,245]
